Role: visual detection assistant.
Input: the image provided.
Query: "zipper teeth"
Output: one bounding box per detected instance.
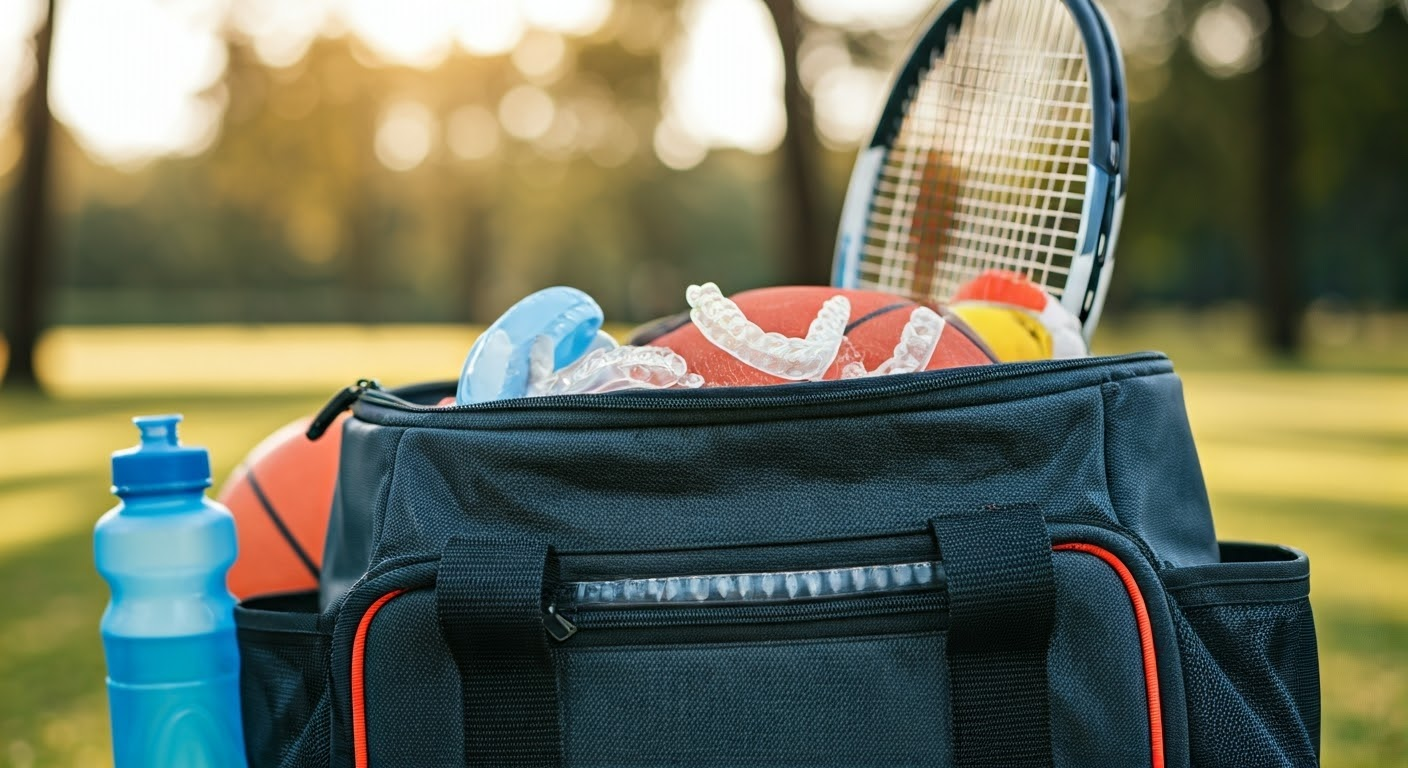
[360,352,1166,414]
[565,561,940,607]
[567,591,944,630]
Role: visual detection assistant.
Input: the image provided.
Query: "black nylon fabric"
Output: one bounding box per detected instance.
[326,356,1213,605]
[363,590,463,766]
[234,593,331,768]
[1165,544,1320,767]
[560,633,950,767]
[321,417,403,609]
[1047,550,1153,765]
[936,507,1055,767]
[437,536,563,767]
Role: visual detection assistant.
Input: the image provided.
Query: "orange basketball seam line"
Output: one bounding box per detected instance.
[243,465,321,579]
[844,300,916,334]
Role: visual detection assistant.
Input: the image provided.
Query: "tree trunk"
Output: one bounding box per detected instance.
[454,197,491,324]
[763,0,830,286]
[2,0,57,392]
[1255,0,1302,355]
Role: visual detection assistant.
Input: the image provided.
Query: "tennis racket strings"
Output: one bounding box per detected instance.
[861,0,1096,307]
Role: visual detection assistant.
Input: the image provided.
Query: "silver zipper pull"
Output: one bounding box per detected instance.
[544,604,578,642]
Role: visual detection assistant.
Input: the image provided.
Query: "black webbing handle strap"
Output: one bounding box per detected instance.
[933,506,1057,768]
[436,535,563,768]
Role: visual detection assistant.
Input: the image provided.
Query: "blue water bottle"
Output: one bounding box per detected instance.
[96,415,247,768]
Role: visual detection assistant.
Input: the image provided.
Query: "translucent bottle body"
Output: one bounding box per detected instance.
[97,490,246,768]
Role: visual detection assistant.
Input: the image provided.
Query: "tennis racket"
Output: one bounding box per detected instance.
[831,0,1128,341]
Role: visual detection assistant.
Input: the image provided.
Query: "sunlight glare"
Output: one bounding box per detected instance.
[50,0,227,166]
[0,0,43,128]
[667,0,784,154]
[338,0,456,69]
[231,0,337,68]
[375,101,436,171]
[456,0,526,57]
[521,0,613,36]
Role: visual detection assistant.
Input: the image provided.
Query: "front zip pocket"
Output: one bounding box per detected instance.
[345,530,1170,768]
[547,559,948,646]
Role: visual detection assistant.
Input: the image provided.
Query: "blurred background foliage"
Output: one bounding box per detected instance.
[0,0,1405,372]
[0,1,1406,766]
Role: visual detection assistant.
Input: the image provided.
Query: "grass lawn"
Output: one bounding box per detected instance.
[1,320,1405,766]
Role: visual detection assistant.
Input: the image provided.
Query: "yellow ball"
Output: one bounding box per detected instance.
[951,304,1053,362]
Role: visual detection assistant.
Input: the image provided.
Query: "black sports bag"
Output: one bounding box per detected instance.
[235,354,1320,767]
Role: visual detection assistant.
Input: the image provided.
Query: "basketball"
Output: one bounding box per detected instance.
[648,286,996,387]
[216,413,346,599]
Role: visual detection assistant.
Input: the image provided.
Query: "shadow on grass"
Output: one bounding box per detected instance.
[0,529,110,753]
[1318,604,1408,660]
[1316,605,1408,765]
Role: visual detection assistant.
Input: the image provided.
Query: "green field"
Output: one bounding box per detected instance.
[1,322,1405,766]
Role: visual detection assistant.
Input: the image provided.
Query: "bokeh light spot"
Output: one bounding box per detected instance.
[812,66,887,148]
[498,85,556,140]
[653,116,706,171]
[375,101,436,171]
[1189,2,1261,78]
[447,105,502,160]
[512,30,567,82]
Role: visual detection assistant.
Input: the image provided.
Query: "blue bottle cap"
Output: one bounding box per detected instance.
[111,414,212,495]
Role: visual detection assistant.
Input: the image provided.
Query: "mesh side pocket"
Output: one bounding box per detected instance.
[1164,543,1320,767]
[236,592,332,768]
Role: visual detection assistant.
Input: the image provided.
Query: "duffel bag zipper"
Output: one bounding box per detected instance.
[308,378,381,439]
[546,591,946,643]
[316,352,1165,422]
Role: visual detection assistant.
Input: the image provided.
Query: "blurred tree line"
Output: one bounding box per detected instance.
[3,0,1407,391]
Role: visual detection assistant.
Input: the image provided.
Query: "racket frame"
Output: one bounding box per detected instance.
[831,0,1128,342]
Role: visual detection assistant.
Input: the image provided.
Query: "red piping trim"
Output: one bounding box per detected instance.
[352,589,405,768]
[1054,542,1164,768]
